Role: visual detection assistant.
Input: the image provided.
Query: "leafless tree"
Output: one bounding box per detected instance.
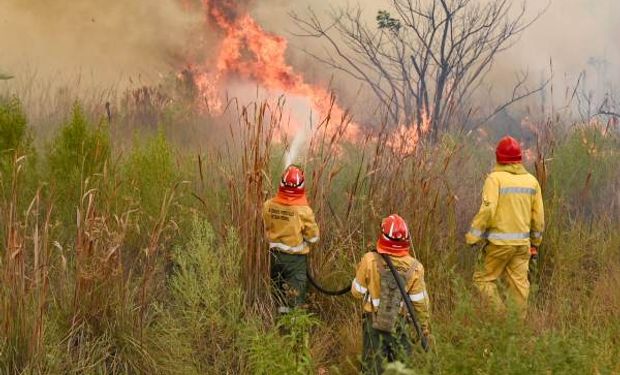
[292,0,549,140]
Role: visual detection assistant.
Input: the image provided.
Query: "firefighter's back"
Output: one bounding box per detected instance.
[489,168,540,242]
[466,160,544,247]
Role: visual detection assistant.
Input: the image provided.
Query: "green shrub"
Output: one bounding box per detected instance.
[401,281,620,375]
[549,126,619,216]
[45,102,110,234]
[123,131,179,221]
[0,96,37,202]
[164,218,244,373]
[244,310,319,375]
[0,96,30,157]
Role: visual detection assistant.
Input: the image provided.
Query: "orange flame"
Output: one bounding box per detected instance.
[195,0,358,140]
[385,108,432,155]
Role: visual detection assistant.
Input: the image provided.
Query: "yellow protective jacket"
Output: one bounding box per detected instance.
[351,252,430,331]
[466,163,544,247]
[262,198,320,255]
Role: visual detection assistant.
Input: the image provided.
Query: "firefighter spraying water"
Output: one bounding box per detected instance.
[263,165,319,313]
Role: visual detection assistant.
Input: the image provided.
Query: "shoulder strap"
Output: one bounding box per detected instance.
[372,251,384,268]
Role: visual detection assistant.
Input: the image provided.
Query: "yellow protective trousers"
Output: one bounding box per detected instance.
[473,243,530,316]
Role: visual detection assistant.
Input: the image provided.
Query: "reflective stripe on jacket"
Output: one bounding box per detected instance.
[466,163,545,246]
[351,252,430,331]
[262,198,319,255]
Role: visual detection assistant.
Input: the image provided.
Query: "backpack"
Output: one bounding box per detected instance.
[371,253,416,333]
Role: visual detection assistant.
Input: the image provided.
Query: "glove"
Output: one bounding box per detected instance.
[421,328,435,351]
[528,246,539,283]
[529,246,538,261]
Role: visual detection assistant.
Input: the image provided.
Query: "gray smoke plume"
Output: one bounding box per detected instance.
[0,0,200,82]
[1,0,617,116]
[253,0,620,114]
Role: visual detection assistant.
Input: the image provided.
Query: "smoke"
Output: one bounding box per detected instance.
[223,80,315,167]
[0,0,201,83]
[2,0,617,118]
[252,0,620,111]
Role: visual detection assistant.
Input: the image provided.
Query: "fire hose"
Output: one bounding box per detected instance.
[306,266,350,296]
[306,255,429,351]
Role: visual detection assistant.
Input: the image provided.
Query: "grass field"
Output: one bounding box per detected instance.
[0,88,618,374]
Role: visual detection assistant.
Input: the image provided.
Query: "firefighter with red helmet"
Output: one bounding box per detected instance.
[351,214,430,374]
[263,165,319,313]
[466,136,544,316]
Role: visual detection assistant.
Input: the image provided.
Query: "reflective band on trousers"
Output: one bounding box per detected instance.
[269,242,306,253]
[531,231,543,238]
[499,187,536,195]
[468,228,534,240]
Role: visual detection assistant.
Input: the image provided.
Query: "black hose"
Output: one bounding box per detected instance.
[306,268,350,296]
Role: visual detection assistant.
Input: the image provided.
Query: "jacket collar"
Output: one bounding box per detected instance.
[493,163,528,175]
[273,191,309,206]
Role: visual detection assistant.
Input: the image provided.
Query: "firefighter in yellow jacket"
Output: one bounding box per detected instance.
[466,136,544,315]
[263,165,319,313]
[352,214,430,374]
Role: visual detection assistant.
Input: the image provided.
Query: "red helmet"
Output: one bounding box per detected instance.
[377,214,411,256]
[279,165,305,196]
[496,136,522,164]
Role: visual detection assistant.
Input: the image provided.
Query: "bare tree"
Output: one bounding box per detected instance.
[292,0,549,140]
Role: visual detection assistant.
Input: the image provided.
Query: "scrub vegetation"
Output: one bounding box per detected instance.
[0,90,618,375]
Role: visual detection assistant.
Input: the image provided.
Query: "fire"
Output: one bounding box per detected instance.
[385,109,432,155]
[194,0,358,139]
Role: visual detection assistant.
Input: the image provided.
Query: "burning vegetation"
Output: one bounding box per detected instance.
[192,0,357,142]
[0,0,619,374]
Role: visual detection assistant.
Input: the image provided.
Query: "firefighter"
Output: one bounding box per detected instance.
[351,214,430,375]
[263,165,319,313]
[466,136,544,316]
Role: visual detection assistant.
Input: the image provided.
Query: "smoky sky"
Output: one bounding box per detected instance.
[1,0,617,105]
[255,0,620,107]
[0,0,200,82]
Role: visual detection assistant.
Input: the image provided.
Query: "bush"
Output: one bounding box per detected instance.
[45,102,110,236]
[548,125,619,217]
[244,310,319,375]
[0,96,37,204]
[123,131,179,221]
[0,96,30,158]
[164,218,244,373]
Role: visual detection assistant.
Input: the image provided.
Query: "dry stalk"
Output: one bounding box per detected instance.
[0,153,53,368]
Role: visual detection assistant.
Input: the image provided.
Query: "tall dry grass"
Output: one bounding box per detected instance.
[0,87,618,373]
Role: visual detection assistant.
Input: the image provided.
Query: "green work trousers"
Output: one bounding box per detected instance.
[270,251,308,310]
[362,314,413,375]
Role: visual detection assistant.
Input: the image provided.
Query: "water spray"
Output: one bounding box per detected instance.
[283,100,314,168]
